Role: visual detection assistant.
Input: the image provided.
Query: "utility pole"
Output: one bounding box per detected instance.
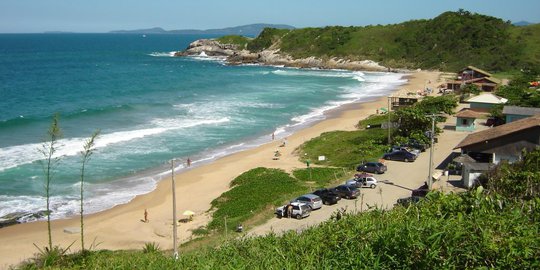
[387,96,391,144]
[426,114,443,190]
[171,160,178,260]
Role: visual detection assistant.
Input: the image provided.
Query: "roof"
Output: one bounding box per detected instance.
[466,77,501,85]
[466,93,508,104]
[461,66,493,77]
[466,162,492,171]
[480,140,539,156]
[502,106,540,116]
[454,114,540,149]
[453,154,477,163]
[455,109,482,119]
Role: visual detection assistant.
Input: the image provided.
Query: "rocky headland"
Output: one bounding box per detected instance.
[174,39,392,72]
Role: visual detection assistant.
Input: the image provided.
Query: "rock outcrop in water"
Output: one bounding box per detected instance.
[175,39,390,72]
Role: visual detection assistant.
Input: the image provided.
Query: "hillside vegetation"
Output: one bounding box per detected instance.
[23,148,540,268]
[243,10,540,72]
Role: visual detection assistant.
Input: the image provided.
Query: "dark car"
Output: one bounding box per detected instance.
[356,162,387,174]
[383,150,417,162]
[395,196,423,207]
[411,182,429,197]
[331,185,360,199]
[312,188,341,205]
[401,139,428,152]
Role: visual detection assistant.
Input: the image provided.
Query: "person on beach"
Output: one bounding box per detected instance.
[287,204,293,218]
[144,209,149,223]
[272,132,275,141]
[280,137,287,147]
[187,157,191,167]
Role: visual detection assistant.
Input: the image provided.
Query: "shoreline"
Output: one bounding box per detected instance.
[0,70,441,269]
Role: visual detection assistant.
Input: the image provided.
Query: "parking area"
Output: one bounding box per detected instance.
[248,115,469,237]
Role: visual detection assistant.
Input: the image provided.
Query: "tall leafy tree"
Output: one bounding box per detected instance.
[38,114,62,250]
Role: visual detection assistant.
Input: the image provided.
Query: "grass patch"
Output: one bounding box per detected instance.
[292,167,349,188]
[356,113,392,129]
[207,167,307,232]
[298,128,388,169]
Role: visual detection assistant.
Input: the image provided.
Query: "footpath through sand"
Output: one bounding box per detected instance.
[0,71,450,269]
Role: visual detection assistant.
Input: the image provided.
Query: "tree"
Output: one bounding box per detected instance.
[79,130,100,252]
[38,114,62,250]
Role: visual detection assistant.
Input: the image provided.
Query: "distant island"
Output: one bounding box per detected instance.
[109,23,295,37]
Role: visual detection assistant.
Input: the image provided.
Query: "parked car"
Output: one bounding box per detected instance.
[331,185,360,199]
[401,139,428,152]
[346,175,378,189]
[356,162,387,174]
[312,188,341,205]
[383,150,417,162]
[411,182,429,197]
[395,196,423,207]
[390,146,420,156]
[275,202,311,219]
[292,194,323,210]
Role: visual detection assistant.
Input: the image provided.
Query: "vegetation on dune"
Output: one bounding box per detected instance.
[244,10,540,72]
[25,179,540,269]
[299,128,388,169]
[292,167,348,188]
[207,168,307,232]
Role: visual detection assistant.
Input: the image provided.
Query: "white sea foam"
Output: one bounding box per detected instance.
[148,51,176,57]
[187,54,227,63]
[0,176,157,222]
[0,117,231,172]
[284,71,405,128]
[271,69,366,82]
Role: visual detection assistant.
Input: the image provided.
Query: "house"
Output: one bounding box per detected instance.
[465,93,508,111]
[388,94,420,110]
[455,109,483,132]
[502,106,540,123]
[445,66,502,92]
[454,114,540,164]
[453,154,492,188]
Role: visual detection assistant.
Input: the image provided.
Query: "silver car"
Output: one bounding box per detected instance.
[292,194,323,210]
[275,202,311,219]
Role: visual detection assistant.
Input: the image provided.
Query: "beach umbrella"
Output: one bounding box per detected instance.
[182,210,195,216]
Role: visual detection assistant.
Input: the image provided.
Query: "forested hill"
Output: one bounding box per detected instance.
[245,10,540,72]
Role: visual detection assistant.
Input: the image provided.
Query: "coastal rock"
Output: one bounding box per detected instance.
[174,39,238,57]
[176,39,390,72]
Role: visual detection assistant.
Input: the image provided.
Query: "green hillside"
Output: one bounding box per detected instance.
[244,10,540,72]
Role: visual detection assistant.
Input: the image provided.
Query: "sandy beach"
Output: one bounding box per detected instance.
[0,70,445,269]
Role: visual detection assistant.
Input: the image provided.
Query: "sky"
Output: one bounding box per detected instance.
[1,0,539,33]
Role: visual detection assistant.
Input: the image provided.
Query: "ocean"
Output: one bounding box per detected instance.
[0,33,405,223]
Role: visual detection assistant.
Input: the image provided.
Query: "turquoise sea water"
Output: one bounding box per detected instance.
[0,34,405,222]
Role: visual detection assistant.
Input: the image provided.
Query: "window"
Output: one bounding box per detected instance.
[462,119,468,125]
